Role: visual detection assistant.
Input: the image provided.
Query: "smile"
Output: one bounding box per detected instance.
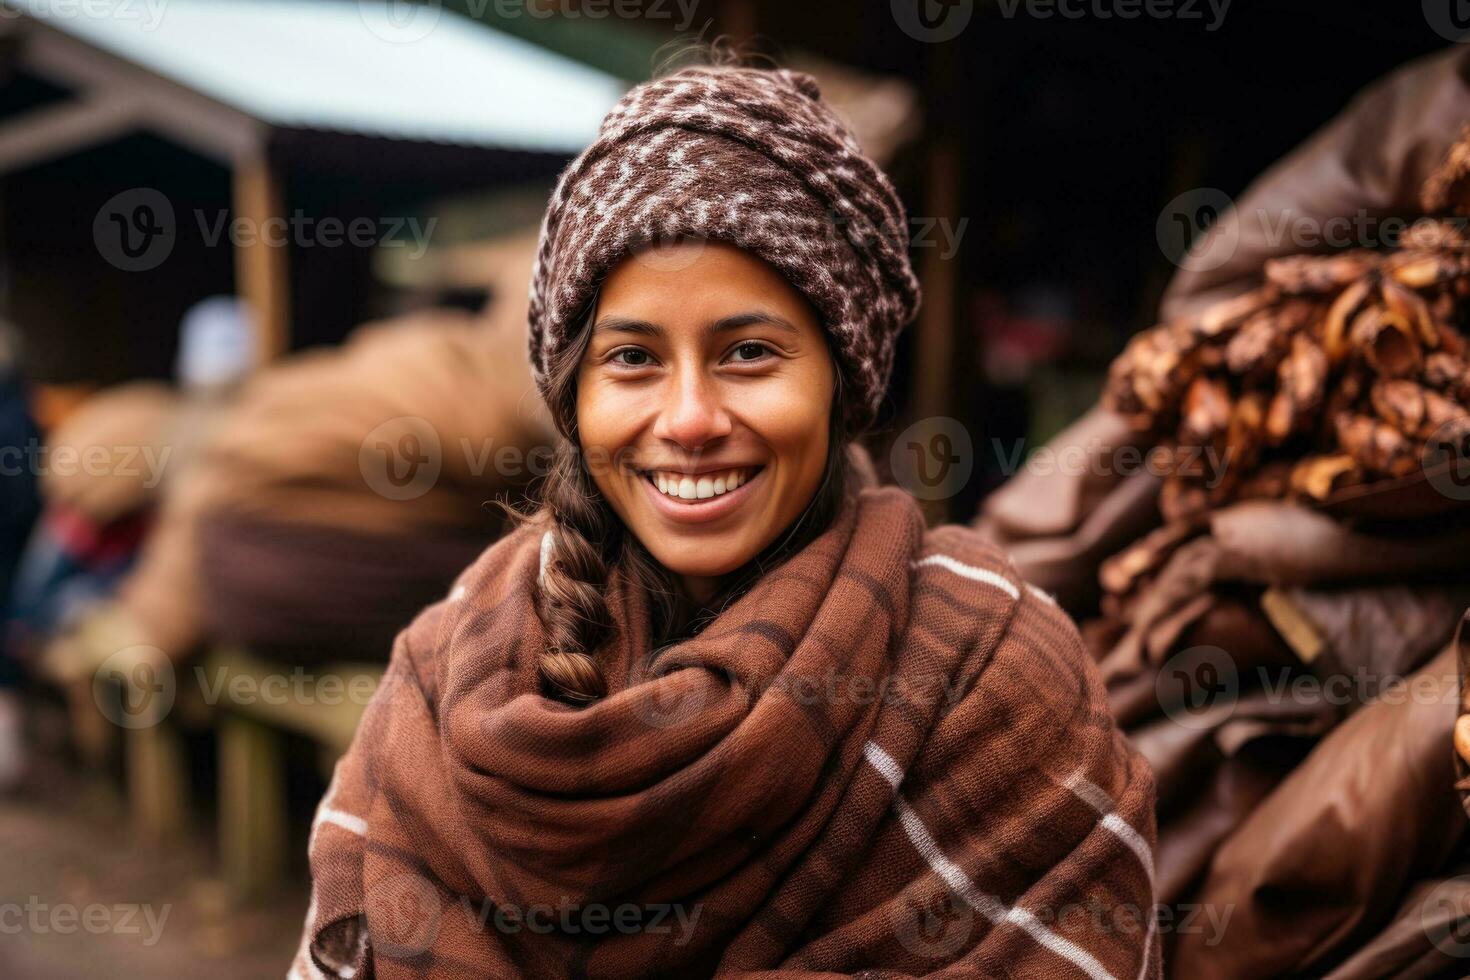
[639,466,766,524]
[646,466,759,501]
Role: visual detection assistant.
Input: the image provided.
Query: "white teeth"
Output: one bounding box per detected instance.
[649,468,756,501]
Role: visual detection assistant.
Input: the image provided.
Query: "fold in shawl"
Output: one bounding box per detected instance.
[293,486,1158,978]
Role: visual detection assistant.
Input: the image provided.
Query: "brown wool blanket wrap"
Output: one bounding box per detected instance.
[293,487,1158,979]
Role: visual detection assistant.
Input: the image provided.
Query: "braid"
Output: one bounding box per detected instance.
[533,443,616,703]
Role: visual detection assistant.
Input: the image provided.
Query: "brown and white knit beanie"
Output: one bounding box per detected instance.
[527,64,922,436]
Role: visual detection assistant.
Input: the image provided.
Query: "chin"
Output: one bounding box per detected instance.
[647,535,752,580]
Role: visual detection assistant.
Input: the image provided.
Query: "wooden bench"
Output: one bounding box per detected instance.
[205,646,381,899]
[39,604,194,847]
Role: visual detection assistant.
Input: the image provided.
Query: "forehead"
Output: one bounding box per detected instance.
[597,240,820,329]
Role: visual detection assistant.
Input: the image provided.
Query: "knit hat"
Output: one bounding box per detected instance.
[527,65,921,436]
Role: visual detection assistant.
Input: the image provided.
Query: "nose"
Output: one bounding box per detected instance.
[651,365,733,449]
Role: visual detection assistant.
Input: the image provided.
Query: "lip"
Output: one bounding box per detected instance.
[639,462,762,477]
[639,466,766,525]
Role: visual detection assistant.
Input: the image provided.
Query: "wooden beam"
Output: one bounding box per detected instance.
[20,23,264,165]
[232,158,290,364]
[0,96,141,176]
[910,137,961,521]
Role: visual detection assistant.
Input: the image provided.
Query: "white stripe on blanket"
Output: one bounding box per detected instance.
[538,529,555,587]
[911,555,1020,600]
[863,741,1119,980]
[294,768,366,980]
[1063,770,1157,980]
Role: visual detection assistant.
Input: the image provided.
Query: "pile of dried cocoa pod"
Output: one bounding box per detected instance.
[1105,139,1470,522]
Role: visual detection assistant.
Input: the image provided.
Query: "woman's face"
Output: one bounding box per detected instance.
[576,241,835,602]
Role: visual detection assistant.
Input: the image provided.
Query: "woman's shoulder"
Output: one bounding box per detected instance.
[913,518,1062,608]
[387,521,547,678]
[911,517,1090,681]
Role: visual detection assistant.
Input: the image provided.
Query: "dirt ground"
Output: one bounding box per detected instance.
[0,761,307,980]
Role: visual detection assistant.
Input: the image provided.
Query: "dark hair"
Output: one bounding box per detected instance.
[508,296,853,706]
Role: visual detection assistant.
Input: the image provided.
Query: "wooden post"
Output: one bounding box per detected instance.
[910,137,961,523]
[719,0,757,41]
[219,713,287,899]
[127,721,189,846]
[232,157,290,364]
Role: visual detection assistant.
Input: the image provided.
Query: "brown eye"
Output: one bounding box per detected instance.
[729,341,771,363]
[612,348,652,367]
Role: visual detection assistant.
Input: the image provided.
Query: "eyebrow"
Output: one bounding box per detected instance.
[591,311,799,338]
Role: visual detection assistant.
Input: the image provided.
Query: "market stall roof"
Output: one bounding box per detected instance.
[0,0,626,172]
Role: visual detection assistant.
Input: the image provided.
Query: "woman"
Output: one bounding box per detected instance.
[295,63,1158,979]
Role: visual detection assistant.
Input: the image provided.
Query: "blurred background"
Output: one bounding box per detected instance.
[0,1,1459,977]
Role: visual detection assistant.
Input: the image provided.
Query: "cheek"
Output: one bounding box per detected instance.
[575,375,642,503]
[739,379,831,485]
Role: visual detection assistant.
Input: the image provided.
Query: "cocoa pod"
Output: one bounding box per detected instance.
[1219,390,1268,494]
[1351,305,1422,378]
[1266,333,1329,445]
[1226,304,1300,377]
[1191,286,1279,340]
[1180,375,1232,446]
[1099,518,1205,597]
[1424,352,1470,402]
[1371,378,1470,445]
[1380,277,1440,348]
[1385,250,1460,289]
[1334,411,1418,476]
[1105,322,1201,419]
[1402,216,1470,251]
[1264,251,1379,295]
[1321,276,1375,363]
[1288,453,1361,501]
[1421,124,1470,217]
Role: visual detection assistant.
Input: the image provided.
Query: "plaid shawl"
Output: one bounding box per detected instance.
[292,486,1158,979]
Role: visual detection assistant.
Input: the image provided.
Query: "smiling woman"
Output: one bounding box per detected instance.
[295,56,1159,980]
[579,242,836,596]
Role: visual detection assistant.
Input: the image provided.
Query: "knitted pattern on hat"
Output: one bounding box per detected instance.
[527,65,922,435]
